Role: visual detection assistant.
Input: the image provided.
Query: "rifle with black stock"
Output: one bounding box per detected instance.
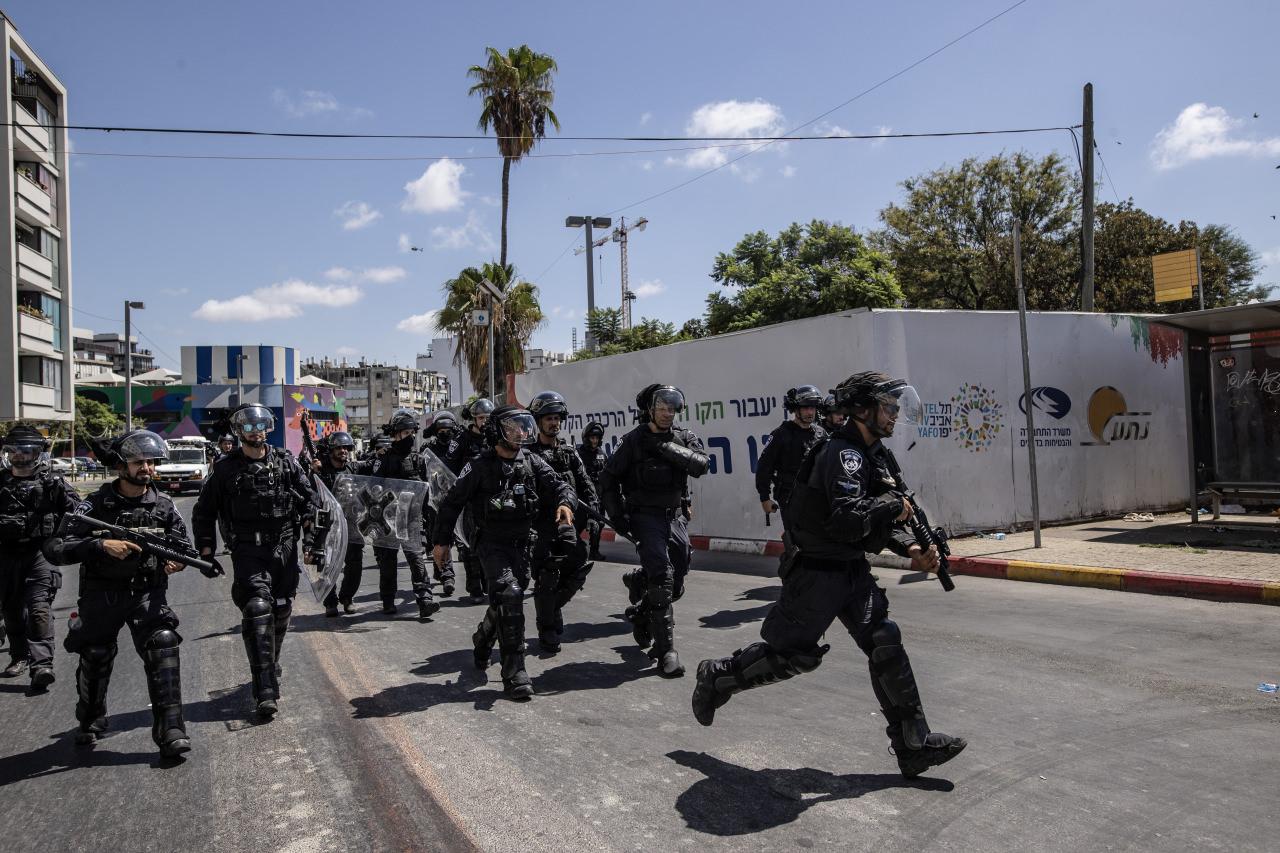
[883,454,956,592]
[61,513,215,574]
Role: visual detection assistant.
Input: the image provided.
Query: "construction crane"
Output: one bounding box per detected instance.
[611,216,647,330]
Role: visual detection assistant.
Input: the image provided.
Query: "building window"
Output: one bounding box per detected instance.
[19,355,62,393]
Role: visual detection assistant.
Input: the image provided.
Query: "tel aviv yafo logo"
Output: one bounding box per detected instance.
[1081,386,1151,445]
[949,383,1004,452]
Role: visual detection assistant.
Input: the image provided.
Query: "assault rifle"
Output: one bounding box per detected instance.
[575,499,635,545]
[61,514,214,574]
[883,455,956,592]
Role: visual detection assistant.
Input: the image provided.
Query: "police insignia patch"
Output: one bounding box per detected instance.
[76,501,93,515]
[839,449,863,475]
[458,462,471,478]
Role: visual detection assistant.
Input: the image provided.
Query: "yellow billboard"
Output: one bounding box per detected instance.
[1151,249,1199,304]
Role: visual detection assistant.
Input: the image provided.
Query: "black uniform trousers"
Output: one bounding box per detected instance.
[760,557,890,660]
[632,509,692,603]
[373,545,434,607]
[77,582,178,653]
[322,543,366,608]
[229,540,302,611]
[531,519,591,631]
[0,544,60,668]
[424,506,455,588]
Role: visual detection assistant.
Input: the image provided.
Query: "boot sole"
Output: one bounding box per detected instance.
[160,738,192,759]
[899,738,968,779]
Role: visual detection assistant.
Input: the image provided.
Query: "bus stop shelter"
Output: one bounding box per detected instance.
[1154,300,1280,522]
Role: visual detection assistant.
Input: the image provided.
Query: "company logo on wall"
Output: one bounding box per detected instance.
[1017,386,1074,448]
[1081,386,1152,446]
[916,384,1006,453]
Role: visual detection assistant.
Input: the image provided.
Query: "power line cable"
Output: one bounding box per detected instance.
[1093,140,1123,204]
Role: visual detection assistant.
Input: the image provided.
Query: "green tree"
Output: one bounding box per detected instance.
[468,45,561,268]
[435,262,544,396]
[1093,201,1271,312]
[572,314,684,360]
[704,220,901,335]
[74,394,122,440]
[584,307,624,349]
[876,152,1080,310]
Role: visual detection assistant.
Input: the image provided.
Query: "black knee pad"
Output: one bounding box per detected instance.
[870,619,902,650]
[144,629,182,651]
[243,597,272,619]
[734,641,828,689]
[81,643,117,666]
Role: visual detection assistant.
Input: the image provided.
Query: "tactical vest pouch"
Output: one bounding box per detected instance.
[0,513,30,538]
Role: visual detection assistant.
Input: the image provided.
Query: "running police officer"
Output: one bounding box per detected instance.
[576,421,607,561]
[316,431,366,617]
[599,384,709,678]
[0,426,77,688]
[526,391,600,653]
[756,384,827,575]
[191,403,319,719]
[421,410,460,592]
[44,431,192,758]
[443,398,494,602]
[368,411,441,617]
[691,372,967,779]
[432,405,574,700]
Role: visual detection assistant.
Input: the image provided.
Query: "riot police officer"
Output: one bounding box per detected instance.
[576,421,607,561]
[443,398,494,602]
[432,405,574,700]
[599,385,709,678]
[368,411,441,618]
[214,434,237,462]
[0,426,77,687]
[421,410,460,592]
[819,394,846,434]
[191,403,319,719]
[691,372,967,779]
[316,431,366,617]
[526,392,600,653]
[756,384,827,575]
[43,431,192,758]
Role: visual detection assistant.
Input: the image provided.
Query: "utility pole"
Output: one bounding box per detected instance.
[123,300,144,430]
[1081,82,1095,312]
[611,216,647,330]
[366,362,374,437]
[1014,221,1042,548]
[566,216,612,348]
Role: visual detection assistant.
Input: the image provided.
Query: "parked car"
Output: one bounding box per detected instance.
[156,439,212,494]
[48,457,75,474]
[74,456,104,472]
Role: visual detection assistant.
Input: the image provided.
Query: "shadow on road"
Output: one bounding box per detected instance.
[0,735,162,785]
[698,584,779,630]
[666,750,953,835]
[535,645,659,695]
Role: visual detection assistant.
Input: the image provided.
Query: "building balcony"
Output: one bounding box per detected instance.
[20,382,56,409]
[16,244,56,291]
[18,310,58,358]
[14,173,53,227]
[12,102,53,163]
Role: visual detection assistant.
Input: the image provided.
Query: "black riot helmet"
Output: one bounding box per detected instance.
[832,371,923,437]
[2,425,49,474]
[784,385,824,411]
[527,391,569,419]
[373,434,392,450]
[229,404,275,448]
[327,431,355,450]
[583,421,604,439]
[111,429,168,486]
[819,394,837,417]
[487,404,538,450]
[635,384,685,425]
[384,409,419,436]
[463,398,495,423]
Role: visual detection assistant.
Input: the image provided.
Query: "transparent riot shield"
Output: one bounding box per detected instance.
[303,479,349,604]
[333,473,431,553]
[419,448,456,511]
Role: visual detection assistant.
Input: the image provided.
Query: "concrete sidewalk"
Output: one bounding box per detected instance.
[894,511,1280,605]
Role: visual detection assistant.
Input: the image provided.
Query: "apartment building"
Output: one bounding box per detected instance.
[0,14,72,422]
[302,358,450,435]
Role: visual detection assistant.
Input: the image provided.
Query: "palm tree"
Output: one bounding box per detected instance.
[435,262,544,398]
[468,45,561,268]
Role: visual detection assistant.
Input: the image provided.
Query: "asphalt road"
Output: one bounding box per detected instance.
[0,495,1276,852]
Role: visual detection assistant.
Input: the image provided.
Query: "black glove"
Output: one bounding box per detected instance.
[200,557,225,579]
[553,522,578,555]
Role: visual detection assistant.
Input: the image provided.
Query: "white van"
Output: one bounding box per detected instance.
[157,438,212,494]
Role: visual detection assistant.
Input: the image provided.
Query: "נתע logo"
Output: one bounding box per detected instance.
[1081,386,1151,446]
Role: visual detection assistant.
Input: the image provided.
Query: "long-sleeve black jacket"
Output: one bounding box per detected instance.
[440,427,487,475]
[432,447,574,545]
[599,424,708,518]
[754,420,827,506]
[528,437,599,527]
[191,447,318,553]
[44,480,190,590]
[576,442,606,488]
[782,426,916,562]
[0,468,78,546]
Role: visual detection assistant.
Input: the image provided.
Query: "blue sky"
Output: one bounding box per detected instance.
[12,0,1280,371]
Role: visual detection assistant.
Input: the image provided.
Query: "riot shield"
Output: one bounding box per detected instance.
[303,479,349,604]
[419,448,455,511]
[333,472,430,553]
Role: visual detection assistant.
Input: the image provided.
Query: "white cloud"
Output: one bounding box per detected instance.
[668,99,785,171]
[324,267,353,281]
[640,112,653,126]
[193,279,361,323]
[633,279,667,299]
[870,125,892,148]
[396,309,440,335]
[397,233,414,253]
[335,345,359,357]
[360,266,406,284]
[1261,247,1280,268]
[781,165,797,178]
[640,160,654,171]
[272,88,371,120]
[550,305,565,317]
[813,121,852,137]
[430,211,496,252]
[1151,103,1280,170]
[402,159,469,214]
[334,200,382,231]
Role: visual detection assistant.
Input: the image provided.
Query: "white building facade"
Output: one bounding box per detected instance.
[0,15,73,422]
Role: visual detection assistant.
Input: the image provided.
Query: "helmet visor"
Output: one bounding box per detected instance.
[117,431,170,463]
[2,445,42,469]
[651,388,685,417]
[499,413,538,446]
[880,384,923,425]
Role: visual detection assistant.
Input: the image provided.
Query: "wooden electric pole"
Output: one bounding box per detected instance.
[1081,82,1096,312]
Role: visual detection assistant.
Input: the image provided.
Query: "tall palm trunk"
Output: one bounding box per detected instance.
[500,156,511,268]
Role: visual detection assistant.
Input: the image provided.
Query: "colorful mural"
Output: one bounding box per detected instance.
[75,383,347,453]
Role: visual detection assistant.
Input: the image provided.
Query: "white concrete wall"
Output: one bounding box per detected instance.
[515,309,1188,539]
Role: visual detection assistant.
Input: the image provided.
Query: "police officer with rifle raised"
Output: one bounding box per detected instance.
[44,430,200,758]
[431,405,574,701]
[691,372,966,779]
